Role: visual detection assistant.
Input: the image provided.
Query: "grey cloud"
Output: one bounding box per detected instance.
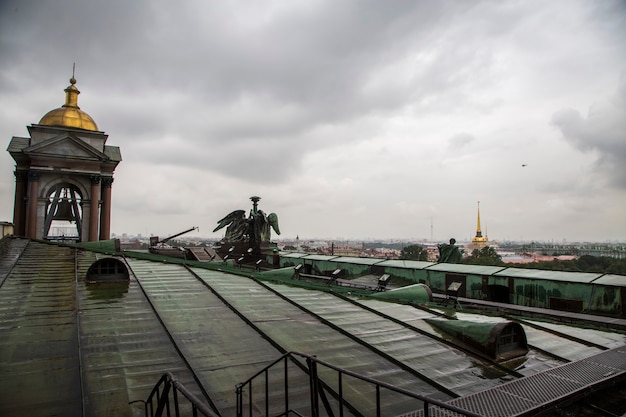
[125,134,303,184]
[449,133,475,148]
[1,0,507,147]
[552,75,626,188]
[46,1,495,182]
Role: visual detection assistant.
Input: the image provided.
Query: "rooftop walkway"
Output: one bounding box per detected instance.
[436,344,626,417]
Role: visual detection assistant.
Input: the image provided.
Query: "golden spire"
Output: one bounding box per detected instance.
[39,68,99,131]
[476,200,482,238]
[472,200,488,245]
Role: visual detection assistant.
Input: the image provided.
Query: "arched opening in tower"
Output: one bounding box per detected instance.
[44,184,83,241]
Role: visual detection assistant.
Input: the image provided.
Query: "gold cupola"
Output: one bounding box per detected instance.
[39,76,99,131]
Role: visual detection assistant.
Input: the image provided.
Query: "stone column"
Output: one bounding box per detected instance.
[12,171,28,236]
[99,177,113,240]
[25,171,41,238]
[89,175,101,241]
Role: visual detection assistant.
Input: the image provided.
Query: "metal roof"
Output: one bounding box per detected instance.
[370,284,432,304]
[6,136,29,152]
[104,145,122,162]
[494,267,603,283]
[329,256,383,265]
[300,254,339,261]
[377,259,436,269]
[592,274,626,287]
[279,252,309,258]
[2,237,625,416]
[425,263,507,275]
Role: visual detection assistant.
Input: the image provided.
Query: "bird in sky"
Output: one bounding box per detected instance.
[522,164,528,167]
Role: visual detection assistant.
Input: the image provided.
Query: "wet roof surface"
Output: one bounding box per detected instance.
[493,267,603,283]
[376,259,436,269]
[424,263,507,275]
[329,257,383,265]
[1,237,625,416]
[592,274,626,287]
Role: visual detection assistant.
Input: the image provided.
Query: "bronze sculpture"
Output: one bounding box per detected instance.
[438,238,463,263]
[213,196,281,245]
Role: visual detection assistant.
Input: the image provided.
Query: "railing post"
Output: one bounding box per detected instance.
[235,384,243,417]
[154,378,172,417]
[307,356,320,417]
[338,372,344,417]
[284,356,289,416]
[173,386,180,416]
[265,369,269,417]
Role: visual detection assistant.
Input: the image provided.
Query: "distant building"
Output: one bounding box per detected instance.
[0,221,13,238]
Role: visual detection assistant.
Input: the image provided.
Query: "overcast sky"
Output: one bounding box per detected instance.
[1,0,625,243]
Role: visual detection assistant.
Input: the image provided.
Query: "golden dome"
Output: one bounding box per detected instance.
[39,77,99,131]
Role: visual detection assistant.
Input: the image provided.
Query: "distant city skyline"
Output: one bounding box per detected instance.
[110,230,624,245]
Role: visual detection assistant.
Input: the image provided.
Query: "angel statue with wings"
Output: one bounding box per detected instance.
[213,196,281,245]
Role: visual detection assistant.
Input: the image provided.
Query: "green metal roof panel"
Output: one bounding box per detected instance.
[4,237,626,417]
[592,274,626,287]
[520,319,626,361]
[377,259,436,269]
[331,256,383,266]
[279,252,309,258]
[74,239,120,253]
[301,254,339,261]
[128,260,293,416]
[425,263,507,275]
[0,242,82,416]
[370,284,432,303]
[0,237,28,285]
[257,266,298,280]
[104,145,122,161]
[426,319,494,346]
[76,253,205,415]
[494,267,602,283]
[263,283,510,397]
[190,267,447,414]
[6,136,29,152]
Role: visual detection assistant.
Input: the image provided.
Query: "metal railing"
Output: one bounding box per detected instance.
[236,351,483,417]
[130,372,221,417]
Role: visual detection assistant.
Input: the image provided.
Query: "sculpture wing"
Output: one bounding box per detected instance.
[213,210,246,232]
[268,213,280,235]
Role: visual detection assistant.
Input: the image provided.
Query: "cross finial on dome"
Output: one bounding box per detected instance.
[70,63,77,85]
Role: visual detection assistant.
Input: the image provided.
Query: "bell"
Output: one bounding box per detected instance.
[53,199,76,222]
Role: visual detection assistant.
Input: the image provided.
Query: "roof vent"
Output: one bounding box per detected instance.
[371,283,433,303]
[425,319,528,361]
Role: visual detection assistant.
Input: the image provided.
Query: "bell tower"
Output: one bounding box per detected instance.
[7,74,121,242]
